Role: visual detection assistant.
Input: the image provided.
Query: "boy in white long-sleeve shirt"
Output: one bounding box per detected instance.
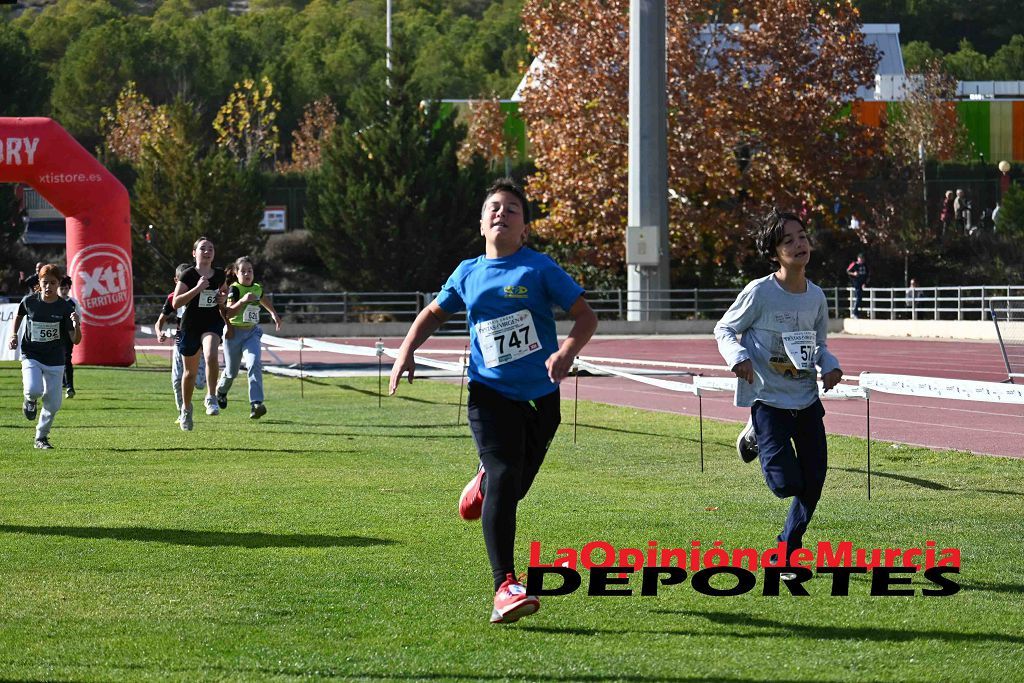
[714,209,843,565]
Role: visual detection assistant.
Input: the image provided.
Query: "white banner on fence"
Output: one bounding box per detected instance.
[0,303,21,361]
[859,372,1024,405]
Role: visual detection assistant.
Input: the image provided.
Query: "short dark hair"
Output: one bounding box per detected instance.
[756,209,806,261]
[175,263,192,280]
[59,276,72,288]
[482,177,531,224]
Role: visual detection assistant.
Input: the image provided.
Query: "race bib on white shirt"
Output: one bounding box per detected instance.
[242,305,260,324]
[781,330,816,371]
[29,320,61,343]
[198,289,219,308]
[475,309,541,368]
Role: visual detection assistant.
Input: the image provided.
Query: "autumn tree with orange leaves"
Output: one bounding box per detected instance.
[277,97,339,174]
[519,0,883,285]
[458,97,518,171]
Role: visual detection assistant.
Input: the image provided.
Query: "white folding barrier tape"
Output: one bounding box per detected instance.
[577,354,727,372]
[692,376,737,393]
[256,335,1011,405]
[261,334,465,373]
[574,358,697,394]
[818,382,868,400]
[691,376,863,399]
[260,334,306,351]
[859,372,1024,405]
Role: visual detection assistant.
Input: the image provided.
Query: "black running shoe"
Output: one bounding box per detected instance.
[23,399,37,421]
[250,402,267,419]
[34,437,53,449]
[216,391,228,409]
[736,419,759,463]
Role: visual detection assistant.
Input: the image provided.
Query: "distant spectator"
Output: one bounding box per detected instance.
[58,276,78,398]
[953,189,973,233]
[905,278,922,319]
[846,253,870,319]
[939,190,955,233]
[18,262,45,291]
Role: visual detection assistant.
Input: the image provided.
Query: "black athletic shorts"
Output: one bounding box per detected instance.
[176,319,223,357]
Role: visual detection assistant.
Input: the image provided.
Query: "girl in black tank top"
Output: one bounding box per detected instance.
[171,236,229,430]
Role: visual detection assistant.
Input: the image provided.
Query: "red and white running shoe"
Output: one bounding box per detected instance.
[458,466,486,521]
[490,573,540,624]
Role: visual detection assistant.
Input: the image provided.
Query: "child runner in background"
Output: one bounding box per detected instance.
[155,263,207,423]
[215,256,282,419]
[8,264,82,449]
[172,237,228,431]
[714,209,843,575]
[389,178,598,624]
[58,275,79,398]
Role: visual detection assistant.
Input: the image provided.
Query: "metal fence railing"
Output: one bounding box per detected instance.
[858,286,1024,321]
[132,286,1024,328]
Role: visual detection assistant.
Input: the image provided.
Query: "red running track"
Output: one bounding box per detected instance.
[136,334,1023,459]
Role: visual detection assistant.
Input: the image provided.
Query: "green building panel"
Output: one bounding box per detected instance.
[989,102,1014,162]
[956,102,991,161]
[499,101,528,160]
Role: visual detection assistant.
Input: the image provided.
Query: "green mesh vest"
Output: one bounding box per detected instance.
[228,282,263,327]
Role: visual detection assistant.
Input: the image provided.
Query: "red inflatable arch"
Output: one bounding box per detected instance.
[0,117,135,366]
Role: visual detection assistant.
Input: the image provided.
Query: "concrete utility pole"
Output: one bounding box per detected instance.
[625,0,669,321]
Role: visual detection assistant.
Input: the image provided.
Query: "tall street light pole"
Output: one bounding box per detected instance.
[625,0,669,321]
[386,0,392,73]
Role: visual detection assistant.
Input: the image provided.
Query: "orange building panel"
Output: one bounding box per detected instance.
[851,101,886,127]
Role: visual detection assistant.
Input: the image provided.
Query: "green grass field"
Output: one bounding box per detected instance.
[1,360,1022,682]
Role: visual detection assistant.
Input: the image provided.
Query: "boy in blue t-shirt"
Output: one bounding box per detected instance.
[715,209,843,574]
[390,178,598,623]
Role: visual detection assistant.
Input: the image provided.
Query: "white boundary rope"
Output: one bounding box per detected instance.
[134,334,1018,491]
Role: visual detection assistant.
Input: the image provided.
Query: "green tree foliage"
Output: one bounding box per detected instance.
[944,39,991,80]
[399,0,529,99]
[998,182,1024,237]
[14,0,124,71]
[0,22,50,116]
[901,40,944,73]
[131,102,266,293]
[305,52,487,291]
[856,0,1024,56]
[989,35,1024,80]
[49,17,156,141]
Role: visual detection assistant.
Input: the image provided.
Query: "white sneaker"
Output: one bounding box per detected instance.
[180,407,193,431]
[204,395,219,416]
[736,419,759,463]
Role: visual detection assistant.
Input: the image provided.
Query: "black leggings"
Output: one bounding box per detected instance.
[467,382,561,590]
[62,344,74,390]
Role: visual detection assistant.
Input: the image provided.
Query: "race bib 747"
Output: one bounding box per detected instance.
[475,309,542,368]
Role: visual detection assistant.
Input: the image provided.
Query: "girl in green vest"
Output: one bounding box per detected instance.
[215,257,282,419]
